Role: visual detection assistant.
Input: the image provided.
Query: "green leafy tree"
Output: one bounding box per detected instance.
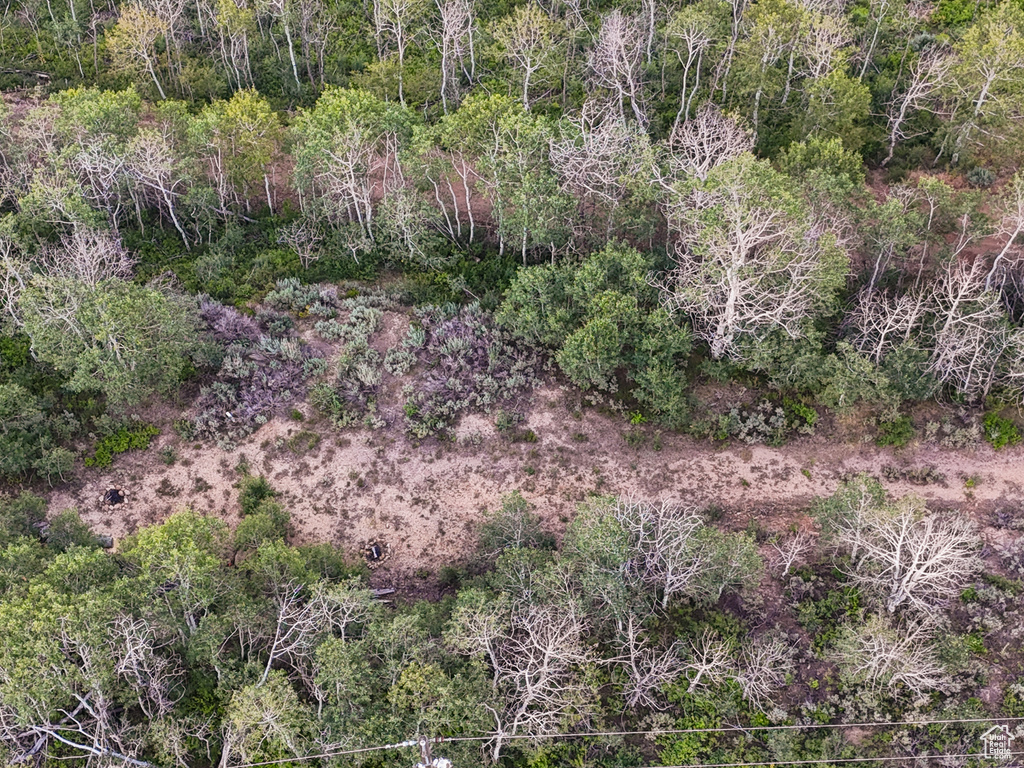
[105,3,171,99]
[0,558,131,764]
[561,496,642,627]
[314,636,375,734]
[729,0,802,133]
[0,492,47,548]
[479,106,573,263]
[118,509,229,642]
[796,71,871,152]
[411,93,517,246]
[190,88,282,212]
[0,384,46,479]
[663,0,731,127]
[42,508,97,552]
[945,2,1024,164]
[238,474,278,516]
[292,87,415,256]
[490,4,563,111]
[220,670,312,764]
[369,0,430,105]
[385,660,493,753]
[662,153,848,362]
[17,277,200,406]
[499,244,692,425]
[51,86,143,146]
[778,135,865,185]
[234,502,291,551]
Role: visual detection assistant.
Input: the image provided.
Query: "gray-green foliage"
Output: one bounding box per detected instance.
[18,278,201,406]
[815,477,981,614]
[192,299,322,442]
[314,305,383,342]
[314,342,386,430]
[383,346,416,376]
[401,302,543,438]
[0,492,47,548]
[477,491,554,556]
[664,154,848,363]
[0,385,50,480]
[270,282,404,430]
[564,497,763,614]
[711,401,793,446]
[813,474,888,544]
[43,509,98,553]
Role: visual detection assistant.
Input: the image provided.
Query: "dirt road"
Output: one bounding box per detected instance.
[49,386,1024,573]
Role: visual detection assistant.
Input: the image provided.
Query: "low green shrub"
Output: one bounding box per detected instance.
[982,412,1021,450]
[287,430,320,454]
[509,428,538,443]
[0,492,48,546]
[383,347,416,377]
[875,415,914,447]
[84,424,160,468]
[477,491,555,554]
[44,509,98,552]
[966,167,996,188]
[1004,681,1024,717]
[234,500,291,550]
[33,445,76,486]
[797,585,862,654]
[310,382,346,422]
[624,429,646,448]
[238,474,277,516]
[783,398,818,433]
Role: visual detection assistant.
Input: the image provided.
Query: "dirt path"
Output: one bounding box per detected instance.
[49,386,1024,575]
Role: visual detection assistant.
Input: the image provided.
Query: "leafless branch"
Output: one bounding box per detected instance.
[836,496,981,614]
[610,615,684,709]
[664,104,752,184]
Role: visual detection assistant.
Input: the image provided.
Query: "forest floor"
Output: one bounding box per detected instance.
[47,381,1024,590]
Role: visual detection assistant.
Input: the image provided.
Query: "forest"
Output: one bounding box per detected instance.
[1,0,1024,762]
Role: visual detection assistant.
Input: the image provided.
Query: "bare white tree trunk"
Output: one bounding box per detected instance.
[588,10,648,128]
[986,173,1024,291]
[836,496,980,614]
[882,50,950,166]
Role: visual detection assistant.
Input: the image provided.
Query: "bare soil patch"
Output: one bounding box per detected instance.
[47,385,1024,578]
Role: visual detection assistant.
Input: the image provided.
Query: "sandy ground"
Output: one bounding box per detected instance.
[46,384,1024,583]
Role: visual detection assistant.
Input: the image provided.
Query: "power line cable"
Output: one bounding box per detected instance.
[229,740,423,768]
[226,716,1024,768]
[636,750,1024,768]
[442,715,1024,744]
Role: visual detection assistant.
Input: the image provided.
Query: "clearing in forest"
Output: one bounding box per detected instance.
[48,382,1024,584]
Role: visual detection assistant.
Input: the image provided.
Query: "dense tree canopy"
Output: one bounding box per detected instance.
[1,0,1023,764]
[0,481,1017,767]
